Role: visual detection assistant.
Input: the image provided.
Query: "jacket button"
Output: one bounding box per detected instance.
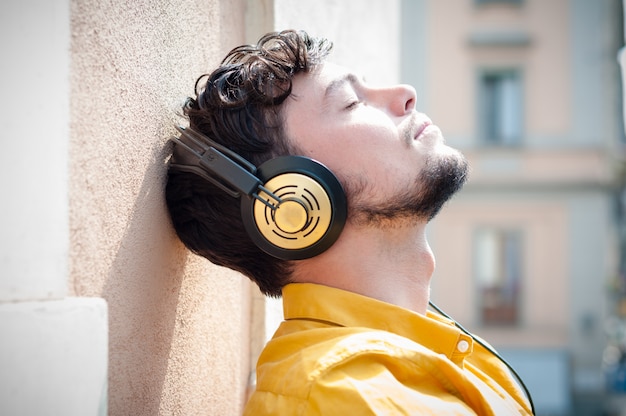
[456,339,470,353]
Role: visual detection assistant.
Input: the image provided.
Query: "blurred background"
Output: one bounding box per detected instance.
[413,1,624,415]
[1,0,624,415]
[407,1,624,415]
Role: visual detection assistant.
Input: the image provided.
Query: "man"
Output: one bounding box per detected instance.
[166,30,534,415]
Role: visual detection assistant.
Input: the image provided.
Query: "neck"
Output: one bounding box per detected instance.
[292,219,435,314]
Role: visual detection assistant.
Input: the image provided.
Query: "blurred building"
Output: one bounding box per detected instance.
[400,0,624,414]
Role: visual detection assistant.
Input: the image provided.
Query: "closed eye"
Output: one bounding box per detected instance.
[345,100,361,110]
[325,72,367,112]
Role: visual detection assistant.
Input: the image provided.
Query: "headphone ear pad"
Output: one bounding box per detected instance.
[241,156,347,260]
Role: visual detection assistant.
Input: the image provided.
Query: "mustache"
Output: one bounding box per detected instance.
[401,112,433,146]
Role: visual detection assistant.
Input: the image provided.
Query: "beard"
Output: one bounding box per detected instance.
[347,151,469,226]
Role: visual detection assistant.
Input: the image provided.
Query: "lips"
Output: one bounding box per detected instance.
[414,118,433,140]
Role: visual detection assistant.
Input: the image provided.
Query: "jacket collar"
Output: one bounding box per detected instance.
[282,283,473,365]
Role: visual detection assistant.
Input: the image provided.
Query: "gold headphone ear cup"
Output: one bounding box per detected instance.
[253,173,333,250]
[241,156,347,260]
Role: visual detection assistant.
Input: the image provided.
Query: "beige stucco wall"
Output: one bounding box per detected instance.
[66,1,403,413]
[69,0,251,414]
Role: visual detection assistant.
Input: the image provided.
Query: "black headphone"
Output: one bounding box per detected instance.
[169,126,347,260]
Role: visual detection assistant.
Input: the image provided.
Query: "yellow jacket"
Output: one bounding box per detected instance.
[244,283,533,415]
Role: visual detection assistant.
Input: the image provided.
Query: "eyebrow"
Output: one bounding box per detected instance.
[324,73,362,99]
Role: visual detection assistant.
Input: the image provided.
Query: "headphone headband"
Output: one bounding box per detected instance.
[170,127,347,260]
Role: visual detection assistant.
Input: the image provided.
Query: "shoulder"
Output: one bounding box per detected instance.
[247,328,471,415]
[309,329,438,374]
[262,326,438,375]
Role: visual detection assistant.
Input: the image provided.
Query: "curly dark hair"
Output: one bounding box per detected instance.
[165,30,333,296]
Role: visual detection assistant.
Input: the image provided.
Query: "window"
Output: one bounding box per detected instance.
[479,69,523,146]
[474,228,523,326]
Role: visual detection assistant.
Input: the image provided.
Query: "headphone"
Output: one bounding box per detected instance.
[169,126,347,260]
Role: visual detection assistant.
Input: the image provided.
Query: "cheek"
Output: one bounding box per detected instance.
[287,110,423,193]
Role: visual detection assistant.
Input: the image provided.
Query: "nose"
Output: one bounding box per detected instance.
[367,84,417,117]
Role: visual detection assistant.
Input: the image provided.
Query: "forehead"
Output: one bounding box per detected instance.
[290,63,356,100]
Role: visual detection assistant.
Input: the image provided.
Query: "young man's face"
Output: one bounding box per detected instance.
[283,62,467,223]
